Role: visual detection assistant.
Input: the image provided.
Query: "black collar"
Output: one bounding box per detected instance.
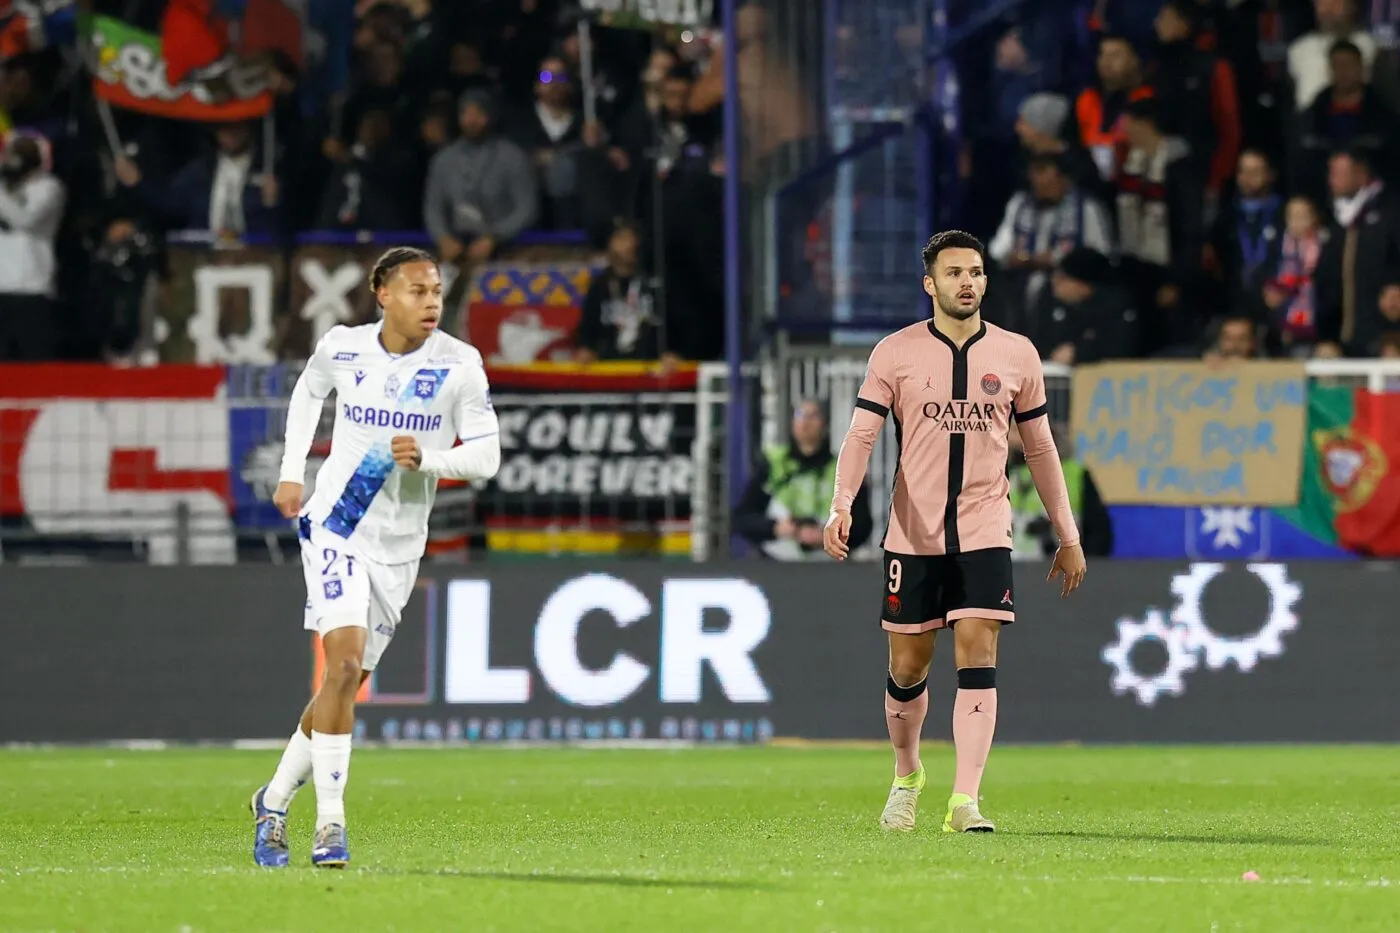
[927,320,986,355]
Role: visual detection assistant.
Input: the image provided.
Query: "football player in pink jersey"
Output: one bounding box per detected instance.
[823,230,1087,833]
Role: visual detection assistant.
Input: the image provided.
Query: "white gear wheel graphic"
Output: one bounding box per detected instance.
[1169,562,1302,672]
[1100,609,1200,707]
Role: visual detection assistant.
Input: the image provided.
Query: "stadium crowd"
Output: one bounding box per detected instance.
[0,0,1399,367]
[969,0,1400,363]
[0,0,727,364]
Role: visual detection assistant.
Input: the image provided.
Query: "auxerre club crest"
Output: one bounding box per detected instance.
[1314,427,1387,513]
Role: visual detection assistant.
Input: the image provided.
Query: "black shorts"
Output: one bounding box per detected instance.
[879,548,1015,633]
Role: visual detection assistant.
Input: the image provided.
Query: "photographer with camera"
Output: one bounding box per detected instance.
[0,130,64,361]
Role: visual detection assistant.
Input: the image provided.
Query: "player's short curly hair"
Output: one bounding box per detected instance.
[369,247,438,291]
[921,231,984,274]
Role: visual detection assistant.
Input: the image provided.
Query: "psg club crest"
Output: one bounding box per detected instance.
[981,373,1002,396]
[885,594,902,618]
[1315,427,1387,513]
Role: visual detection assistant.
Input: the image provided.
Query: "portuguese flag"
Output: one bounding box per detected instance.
[1275,386,1400,556]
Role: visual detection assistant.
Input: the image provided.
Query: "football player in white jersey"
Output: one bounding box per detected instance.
[249,247,502,869]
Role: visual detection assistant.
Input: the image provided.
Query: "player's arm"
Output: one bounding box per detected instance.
[405,363,502,480]
[825,342,894,559]
[1014,349,1086,596]
[274,331,338,518]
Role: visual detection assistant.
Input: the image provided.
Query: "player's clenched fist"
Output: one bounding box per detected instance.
[824,509,852,560]
[273,481,303,519]
[392,435,423,470]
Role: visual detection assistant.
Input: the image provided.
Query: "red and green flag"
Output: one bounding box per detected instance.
[87,13,272,122]
[1276,385,1400,556]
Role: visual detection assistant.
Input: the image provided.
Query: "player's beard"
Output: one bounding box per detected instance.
[934,288,981,321]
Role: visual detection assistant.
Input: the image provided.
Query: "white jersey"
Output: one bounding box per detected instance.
[281,322,499,565]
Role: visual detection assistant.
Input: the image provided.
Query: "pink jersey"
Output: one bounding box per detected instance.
[832,319,1079,555]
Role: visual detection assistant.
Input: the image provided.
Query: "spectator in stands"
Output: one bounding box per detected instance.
[316,108,417,231]
[0,56,61,147]
[1116,98,1205,355]
[1008,421,1113,560]
[573,220,673,367]
[1263,195,1329,356]
[510,54,583,230]
[80,216,159,366]
[417,91,455,156]
[733,399,873,562]
[423,89,538,267]
[660,144,726,362]
[1147,0,1242,208]
[1207,148,1285,317]
[1315,148,1400,356]
[964,15,1078,230]
[1289,0,1376,111]
[1075,34,1152,184]
[1013,92,1101,195]
[651,65,719,177]
[1089,0,1160,56]
[114,121,281,238]
[988,154,1114,312]
[1027,246,1143,364]
[1296,39,1397,198]
[328,39,412,163]
[443,39,497,102]
[1204,314,1262,360]
[0,130,62,361]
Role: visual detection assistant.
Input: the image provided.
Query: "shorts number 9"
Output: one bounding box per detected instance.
[887,558,902,594]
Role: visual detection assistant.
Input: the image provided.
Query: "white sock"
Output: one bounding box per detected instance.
[263,728,313,812]
[311,730,353,830]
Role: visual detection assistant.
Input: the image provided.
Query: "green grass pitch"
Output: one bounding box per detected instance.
[1,745,1397,932]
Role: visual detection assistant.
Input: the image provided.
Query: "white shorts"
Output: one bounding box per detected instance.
[300,521,420,672]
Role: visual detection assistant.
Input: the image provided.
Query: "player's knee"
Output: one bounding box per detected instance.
[888,658,931,690]
[323,656,364,692]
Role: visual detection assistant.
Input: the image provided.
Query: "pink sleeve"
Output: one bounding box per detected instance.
[831,343,894,512]
[1014,352,1080,547]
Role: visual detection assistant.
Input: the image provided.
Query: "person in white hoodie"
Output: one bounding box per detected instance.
[0,129,64,361]
[1289,0,1377,110]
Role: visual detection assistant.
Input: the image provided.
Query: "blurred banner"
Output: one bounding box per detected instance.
[1071,361,1308,506]
[160,242,594,364]
[578,0,714,28]
[3,561,1395,744]
[0,363,696,562]
[88,13,275,122]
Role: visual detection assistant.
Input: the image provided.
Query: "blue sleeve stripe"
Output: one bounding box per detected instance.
[323,446,396,538]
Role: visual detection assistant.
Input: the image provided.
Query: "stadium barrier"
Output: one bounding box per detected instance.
[4,560,1394,745]
[730,355,1400,561]
[0,364,698,563]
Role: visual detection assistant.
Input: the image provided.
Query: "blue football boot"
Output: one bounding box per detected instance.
[311,823,349,868]
[250,786,290,868]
